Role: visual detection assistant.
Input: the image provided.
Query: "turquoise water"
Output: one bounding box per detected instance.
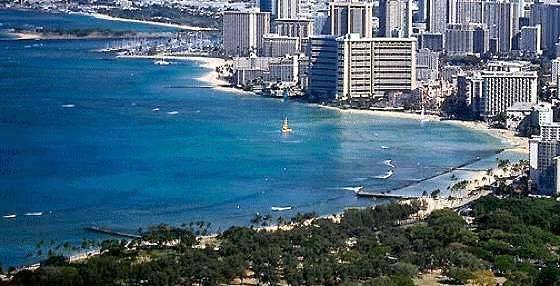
[0,10,516,267]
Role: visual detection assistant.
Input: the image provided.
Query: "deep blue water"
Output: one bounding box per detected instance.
[0,10,516,267]
[0,9,177,34]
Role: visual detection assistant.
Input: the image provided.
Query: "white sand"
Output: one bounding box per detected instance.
[8,32,41,40]
[118,54,255,95]
[83,12,218,31]
[314,105,528,154]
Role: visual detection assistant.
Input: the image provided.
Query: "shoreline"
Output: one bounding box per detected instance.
[314,105,528,153]
[118,54,255,95]
[80,12,218,32]
[5,31,42,40]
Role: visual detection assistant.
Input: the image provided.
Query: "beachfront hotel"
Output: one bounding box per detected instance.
[457,61,538,121]
[336,34,417,107]
[308,35,339,101]
[478,70,538,120]
[222,11,271,57]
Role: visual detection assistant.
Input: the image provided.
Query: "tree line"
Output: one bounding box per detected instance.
[2,196,560,285]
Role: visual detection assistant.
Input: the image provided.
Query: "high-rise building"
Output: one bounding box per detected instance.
[455,0,483,24]
[552,58,560,88]
[274,19,313,39]
[223,11,271,57]
[379,0,412,37]
[528,102,560,195]
[483,0,519,54]
[233,56,300,86]
[258,0,273,13]
[418,32,444,51]
[415,0,428,22]
[477,69,538,119]
[416,48,440,82]
[262,34,300,57]
[519,25,542,56]
[274,0,299,19]
[329,1,374,38]
[427,0,450,33]
[307,35,338,101]
[529,2,560,53]
[336,34,416,106]
[444,23,489,56]
[311,11,331,35]
[457,72,483,114]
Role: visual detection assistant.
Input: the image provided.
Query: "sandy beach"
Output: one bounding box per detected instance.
[83,12,218,31]
[189,56,255,95]
[315,105,528,153]
[117,54,254,95]
[7,32,42,40]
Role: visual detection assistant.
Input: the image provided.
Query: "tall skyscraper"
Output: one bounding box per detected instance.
[415,0,428,22]
[427,0,450,33]
[329,1,374,38]
[552,58,560,88]
[274,0,299,19]
[336,34,417,105]
[379,0,412,37]
[483,0,519,54]
[455,0,483,24]
[223,11,271,57]
[519,25,542,56]
[444,23,489,56]
[530,2,560,52]
[308,35,339,100]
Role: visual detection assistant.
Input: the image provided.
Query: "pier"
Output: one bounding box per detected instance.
[356,191,418,200]
[84,226,142,239]
[167,85,215,89]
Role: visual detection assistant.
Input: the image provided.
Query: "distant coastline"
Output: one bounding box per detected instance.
[78,12,218,32]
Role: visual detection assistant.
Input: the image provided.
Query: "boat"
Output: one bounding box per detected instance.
[381,146,390,149]
[154,59,170,65]
[375,170,394,179]
[152,107,160,112]
[167,111,179,115]
[3,214,16,219]
[420,106,430,122]
[24,212,43,216]
[271,206,292,211]
[61,104,75,108]
[281,117,293,134]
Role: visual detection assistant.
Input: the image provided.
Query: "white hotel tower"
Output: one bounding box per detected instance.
[336,34,416,107]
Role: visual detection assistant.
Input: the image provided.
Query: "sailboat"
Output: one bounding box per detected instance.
[420,106,430,122]
[281,117,293,134]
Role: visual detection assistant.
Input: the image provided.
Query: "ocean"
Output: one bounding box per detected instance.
[0,9,523,267]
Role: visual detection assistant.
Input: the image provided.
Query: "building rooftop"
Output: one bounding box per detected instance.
[506,102,538,112]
